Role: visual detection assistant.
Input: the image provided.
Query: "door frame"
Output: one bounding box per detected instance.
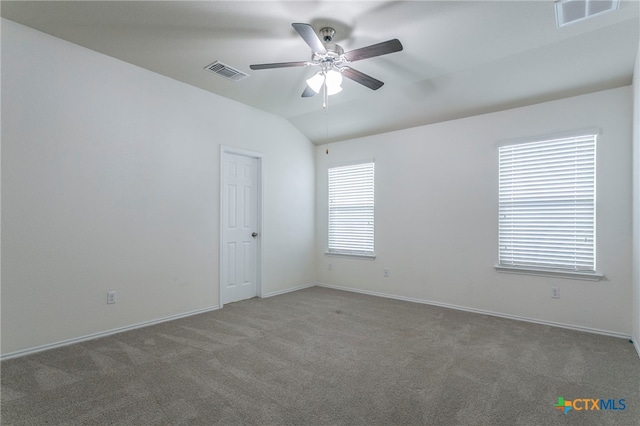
[219,145,264,308]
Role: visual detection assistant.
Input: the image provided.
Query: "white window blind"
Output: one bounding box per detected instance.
[498,135,596,272]
[328,162,375,256]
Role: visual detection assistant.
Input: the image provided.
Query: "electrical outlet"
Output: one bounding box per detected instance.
[328,263,333,271]
[107,291,117,304]
[384,268,390,278]
[551,287,560,299]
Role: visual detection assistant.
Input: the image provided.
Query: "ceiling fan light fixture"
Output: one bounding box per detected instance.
[325,69,343,89]
[251,22,404,104]
[306,69,343,95]
[306,72,325,93]
[327,85,343,96]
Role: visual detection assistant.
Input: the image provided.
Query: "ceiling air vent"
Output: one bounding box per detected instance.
[555,0,620,28]
[205,61,249,82]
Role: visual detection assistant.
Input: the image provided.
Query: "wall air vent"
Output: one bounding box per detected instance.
[555,0,620,28]
[204,61,249,82]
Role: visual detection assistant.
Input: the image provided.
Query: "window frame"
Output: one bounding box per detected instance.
[326,161,376,259]
[495,129,602,281]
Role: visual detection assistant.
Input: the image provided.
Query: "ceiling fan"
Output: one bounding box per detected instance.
[250,23,403,106]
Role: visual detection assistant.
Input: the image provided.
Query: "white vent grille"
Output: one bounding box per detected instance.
[555,0,619,28]
[205,61,249,82]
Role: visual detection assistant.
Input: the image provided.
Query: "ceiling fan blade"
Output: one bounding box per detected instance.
[292,23,327,54]
[301,86,316,97]
[250,61,309,70]
[344,39,403,62]
[341,67,384,90]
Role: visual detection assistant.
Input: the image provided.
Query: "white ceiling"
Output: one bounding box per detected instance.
[2,1,639,145]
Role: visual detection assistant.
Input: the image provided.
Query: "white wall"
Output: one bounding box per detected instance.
[2,17,636,357]
[316,87,633,336]
[632,41,640,354]
[1,19,316,356]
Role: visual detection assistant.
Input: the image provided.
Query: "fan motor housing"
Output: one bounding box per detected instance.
[312,43,344,63]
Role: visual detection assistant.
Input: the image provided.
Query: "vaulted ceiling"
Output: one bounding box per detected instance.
[2,1,639,144]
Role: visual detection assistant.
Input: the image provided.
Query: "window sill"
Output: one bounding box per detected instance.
[325,252,376,260]
[495,265,603,281]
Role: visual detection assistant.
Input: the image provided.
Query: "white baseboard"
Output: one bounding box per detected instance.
[262,283,315,298]
[0,305,220,361]
[315,282,632,341]
[4,284,635,361]
[2,282,314,360]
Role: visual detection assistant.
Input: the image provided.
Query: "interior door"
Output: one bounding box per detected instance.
[221,152,259,304]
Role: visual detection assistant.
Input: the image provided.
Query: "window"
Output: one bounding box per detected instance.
[328,162,375,256]
[498,133,597,275]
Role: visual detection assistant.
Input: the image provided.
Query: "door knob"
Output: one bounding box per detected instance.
[251,232,258,238]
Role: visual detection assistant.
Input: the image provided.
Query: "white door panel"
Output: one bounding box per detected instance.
[221,152,259,304]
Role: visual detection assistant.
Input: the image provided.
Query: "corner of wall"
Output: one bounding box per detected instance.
[632,40,640,358]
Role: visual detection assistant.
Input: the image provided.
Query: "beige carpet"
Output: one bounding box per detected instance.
[2,286,639,425]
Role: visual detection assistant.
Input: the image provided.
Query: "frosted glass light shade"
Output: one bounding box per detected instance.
[327,85,342,95]
[325,70,343,89]
[306,72,325,93]
[306,69,343,95]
